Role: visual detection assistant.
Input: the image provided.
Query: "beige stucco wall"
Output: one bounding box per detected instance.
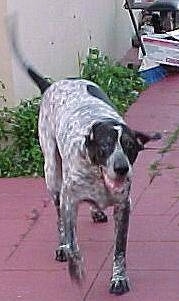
[3,0,135,105]
[0,0,14,107]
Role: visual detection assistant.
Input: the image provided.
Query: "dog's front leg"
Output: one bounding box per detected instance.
[60,187,84,283]
[109,199,130,295]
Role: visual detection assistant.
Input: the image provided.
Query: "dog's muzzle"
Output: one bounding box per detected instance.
[113,158,129,176]
[102,171,126,192]
[101,157,130,193]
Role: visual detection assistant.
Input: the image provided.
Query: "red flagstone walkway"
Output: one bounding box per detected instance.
[1,74,179,300]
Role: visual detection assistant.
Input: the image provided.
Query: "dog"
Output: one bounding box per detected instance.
[8,21,161,295]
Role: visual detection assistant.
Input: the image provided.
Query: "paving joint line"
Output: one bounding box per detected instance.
[4,206,47,262]
[132,146,173,211]
[83,244,114,301]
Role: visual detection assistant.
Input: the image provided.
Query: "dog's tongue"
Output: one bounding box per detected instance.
[103,171,124,192]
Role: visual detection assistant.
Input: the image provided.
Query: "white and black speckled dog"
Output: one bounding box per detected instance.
[9,22,161,295]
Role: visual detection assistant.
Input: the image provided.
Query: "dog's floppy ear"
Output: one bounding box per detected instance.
[85,126,95,147]
[85,122,102,146]
[85,132,93,147]
[85,127,97,164]
[134,131,161,150]
[85,135,97,164]
[85,122,103,164]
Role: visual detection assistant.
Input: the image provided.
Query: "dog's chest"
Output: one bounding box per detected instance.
[70,167,131,209]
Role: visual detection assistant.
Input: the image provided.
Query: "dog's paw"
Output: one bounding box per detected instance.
[68,254,85,283]
[91,210,108,223]
[55,247,67,262]
[109,278,130,295]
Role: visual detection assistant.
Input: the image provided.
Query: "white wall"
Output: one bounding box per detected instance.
[115,1,137,57]
[4,0,135,104]
[0,0,14,107]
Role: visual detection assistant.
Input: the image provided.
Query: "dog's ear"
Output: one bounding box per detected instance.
[85,133,93,147]
[85,130,97,164]
[85,122,103,146]
[85,122,103,164]
[85,127,95,146]
[85,134,97,164]
[134,131,161,150]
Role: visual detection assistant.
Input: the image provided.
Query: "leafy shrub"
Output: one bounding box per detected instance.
[0,97,44,177]
[0,48,146,177]
[80,48,146,114]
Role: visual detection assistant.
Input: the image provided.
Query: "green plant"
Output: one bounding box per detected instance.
[149,159,161,183]
[80,48,146,114]
[0,96,44,177]
[159,126,179,154]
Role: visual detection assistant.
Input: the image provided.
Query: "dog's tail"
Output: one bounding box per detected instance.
[6,15,51,94]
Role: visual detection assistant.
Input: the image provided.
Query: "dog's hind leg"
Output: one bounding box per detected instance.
[38,124,67,261]
[48,147,68,262]
[109,200,130,295]
[90,206,108,223]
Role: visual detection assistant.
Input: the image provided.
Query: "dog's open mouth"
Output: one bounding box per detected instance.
[102,170,125,193]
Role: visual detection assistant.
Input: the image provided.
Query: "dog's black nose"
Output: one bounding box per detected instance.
[114,160,129,176]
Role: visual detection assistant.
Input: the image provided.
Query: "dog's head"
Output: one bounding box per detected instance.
[85,121,161,192]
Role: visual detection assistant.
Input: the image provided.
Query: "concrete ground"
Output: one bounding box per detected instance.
[1,74,179,300]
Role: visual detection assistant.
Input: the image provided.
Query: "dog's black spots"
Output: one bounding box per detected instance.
[85,122,118,166]
[54,192,60,207]
[91,210,108,223]
[109,278,130,295]
[66,77,81,80]
[87,84,117,110]
[87,84,109,102]
[55,248,67,262]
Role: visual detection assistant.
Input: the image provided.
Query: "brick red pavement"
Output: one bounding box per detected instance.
[1,75,179,300]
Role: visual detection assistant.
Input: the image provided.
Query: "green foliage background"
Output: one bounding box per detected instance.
[81,48,146,113]
[0,48,146,177]
[0,97,43,177]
